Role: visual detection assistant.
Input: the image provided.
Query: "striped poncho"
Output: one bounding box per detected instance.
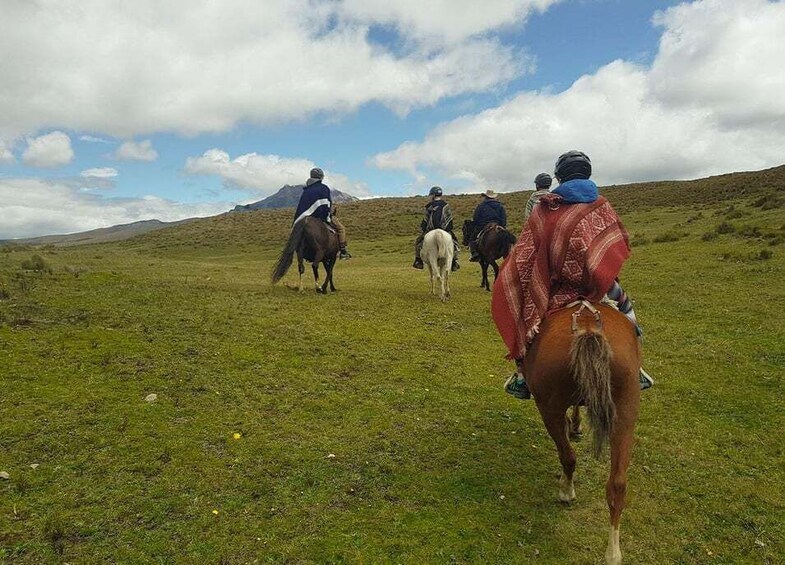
[491,193,631,360]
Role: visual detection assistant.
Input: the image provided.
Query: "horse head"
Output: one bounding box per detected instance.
[461,219,475,246]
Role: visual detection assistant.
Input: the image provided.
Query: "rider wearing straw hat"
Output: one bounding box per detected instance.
[469,189,508,262]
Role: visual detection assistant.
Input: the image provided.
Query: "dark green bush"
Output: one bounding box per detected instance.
[20,254,52,273]
[715,222,736,234]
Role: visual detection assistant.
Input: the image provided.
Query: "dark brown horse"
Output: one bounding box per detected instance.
[271,217,338,293]
[523,301,641,564]
[462,220,516,291]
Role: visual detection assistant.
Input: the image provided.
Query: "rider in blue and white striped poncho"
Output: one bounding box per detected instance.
[293,168,351,259]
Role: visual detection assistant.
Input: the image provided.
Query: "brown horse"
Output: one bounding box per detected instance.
[523,301,641,565]
[462,220,516,291]
[271,217,338,293]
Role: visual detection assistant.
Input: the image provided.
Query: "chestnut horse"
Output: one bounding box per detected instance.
[462,220,516,291]
[523,301,641,565]
[271,217,338,293]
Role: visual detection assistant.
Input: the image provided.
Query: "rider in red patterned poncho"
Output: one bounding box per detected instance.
[491,151,653,399]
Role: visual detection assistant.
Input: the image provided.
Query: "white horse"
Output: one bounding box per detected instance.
[421,229,454,301]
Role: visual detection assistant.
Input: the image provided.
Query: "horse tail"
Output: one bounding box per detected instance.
[271,219,306,284]
[498,229,517,257]
[570,328,615,458]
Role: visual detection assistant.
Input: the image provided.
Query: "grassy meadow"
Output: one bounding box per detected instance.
[1,167,784,564]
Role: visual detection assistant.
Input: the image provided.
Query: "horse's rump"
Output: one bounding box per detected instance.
[525,302,640,455]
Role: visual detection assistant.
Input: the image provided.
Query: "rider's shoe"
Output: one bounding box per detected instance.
[451,259,460,272]
[504,372,531,399]
[413,258,424,269]
[639,368,654,390]
[469,253,480,262]
[339,249,352,260]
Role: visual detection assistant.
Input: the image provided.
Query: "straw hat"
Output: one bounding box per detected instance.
[483,189,498,199]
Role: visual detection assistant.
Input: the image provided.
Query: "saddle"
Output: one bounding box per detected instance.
[476,222,503,242]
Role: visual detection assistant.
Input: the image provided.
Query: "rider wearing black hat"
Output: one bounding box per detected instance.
[413,186,460,271]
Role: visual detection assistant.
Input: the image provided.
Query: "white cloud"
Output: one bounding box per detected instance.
[114,140,158,161]
[0,178,227,239]
[0,0,537,139]
[339,0,560,46]
[80,167,118,179]
[0,141,14,164]
[79,135,112,144]
[21,131,74,168]
[185,149,369,197]
[372,0,785,189]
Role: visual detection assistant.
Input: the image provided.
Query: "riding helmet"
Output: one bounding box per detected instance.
[429,186,443,197]
[534,173,552,189]
[310,167,325,180]
[554,150,592,181]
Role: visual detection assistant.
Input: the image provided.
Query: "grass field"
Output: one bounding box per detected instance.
[1,168,784,564]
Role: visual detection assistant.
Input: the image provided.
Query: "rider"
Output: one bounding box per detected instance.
[293,167,351,259]
[413,186,460,272]
[524,173,553,220]
[491,150,653,399]
[469,189,508,262]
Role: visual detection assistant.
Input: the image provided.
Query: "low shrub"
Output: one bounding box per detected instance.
[20,254,52,273]
[701,231,718,241]
[652,230,687,243]
[715,222,736,234]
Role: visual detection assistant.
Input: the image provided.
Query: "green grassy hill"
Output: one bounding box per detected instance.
[1,166,783,564]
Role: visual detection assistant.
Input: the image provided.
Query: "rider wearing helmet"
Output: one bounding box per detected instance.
[413,186,460,271]
[524,173,553,220]
[492,151,653,399]
[293,167,352,259]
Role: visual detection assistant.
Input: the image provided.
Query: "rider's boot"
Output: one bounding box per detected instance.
[639,368,654,390]
[504,370,531,400]
[451,258,460,272]
[339,245,352,260]
[413,256,424,269]
[469,242,480,262]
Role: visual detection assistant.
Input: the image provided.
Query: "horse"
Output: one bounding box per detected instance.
[421,228,454,301]
[523,301,641,564]
[271,217,338,293]
[462,220,516,291]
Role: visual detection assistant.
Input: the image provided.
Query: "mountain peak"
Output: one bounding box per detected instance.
[232,185,358,212]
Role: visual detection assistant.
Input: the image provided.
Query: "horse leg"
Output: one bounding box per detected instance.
[568,405,583,439]
[297,251,305,293]
[605,403,638,564]
[491,260,499,282]
[441,263,450,301]
[326,258,336,292]
[479,259,488,289]
[320,259,332,293]
[538,406,577,503]
[311,263,322,293]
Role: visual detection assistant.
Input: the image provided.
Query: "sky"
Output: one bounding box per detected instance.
[1,0,784,239]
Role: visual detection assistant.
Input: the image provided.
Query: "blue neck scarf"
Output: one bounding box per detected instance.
[552,178,598,203]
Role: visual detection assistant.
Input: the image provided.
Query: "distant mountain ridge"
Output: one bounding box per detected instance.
[232,184,358,212]
[0,219,196,248]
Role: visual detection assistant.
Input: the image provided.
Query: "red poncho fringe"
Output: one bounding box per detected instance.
[491,195,631,360]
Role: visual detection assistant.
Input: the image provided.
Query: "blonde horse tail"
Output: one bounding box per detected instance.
[570,329,615,458]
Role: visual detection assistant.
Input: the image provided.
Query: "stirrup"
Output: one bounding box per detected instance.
[504,373,531,399]
[640,368,654,390]
[340,250,352,259]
